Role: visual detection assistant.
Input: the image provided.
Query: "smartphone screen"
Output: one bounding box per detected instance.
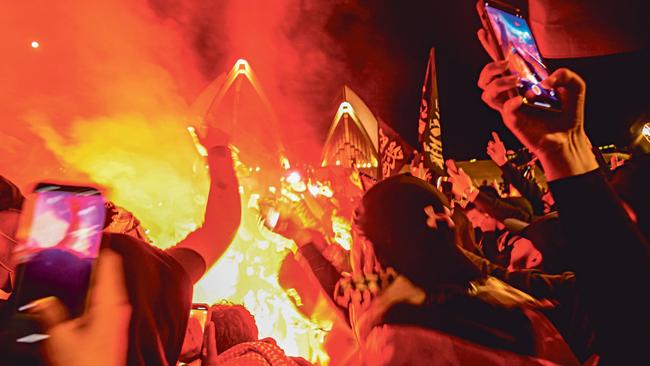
[190,304,210,330]
[13,183,105,322]
[484,2,561,111]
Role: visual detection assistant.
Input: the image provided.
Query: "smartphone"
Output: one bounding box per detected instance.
[11,183,105,343]
[177,303,211,364]
[477,0,561,112]
[190,303,211,330]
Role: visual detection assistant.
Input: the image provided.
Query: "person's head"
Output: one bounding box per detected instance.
[610,153,650,240]
[209,303,259,354]
[464,186,504,233]
[502,234,543,272]
[354,174,481,293]
[465,206,499,233]
[0,176,24,287]
[503,214,569,274]
[0,176,24,213]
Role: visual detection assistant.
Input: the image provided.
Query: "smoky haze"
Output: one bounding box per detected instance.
[0,0,387,245]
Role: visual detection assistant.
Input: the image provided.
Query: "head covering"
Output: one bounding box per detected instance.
[355,174,480,293]
[0,176,24,211]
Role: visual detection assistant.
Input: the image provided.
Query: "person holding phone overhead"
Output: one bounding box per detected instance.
[476,1,650,363]
[0,123,242,366]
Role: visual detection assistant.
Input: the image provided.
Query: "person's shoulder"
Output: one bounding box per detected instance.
[101,233,190,282]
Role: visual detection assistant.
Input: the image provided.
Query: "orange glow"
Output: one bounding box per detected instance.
[1,1,357,362]
[193,154,332,364]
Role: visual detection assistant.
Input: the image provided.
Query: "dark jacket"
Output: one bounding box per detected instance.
[549,169,650,363]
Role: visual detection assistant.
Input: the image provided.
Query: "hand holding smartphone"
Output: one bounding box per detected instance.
[11,183,105,343]
[178,303,212,364]
[476,0,561,112]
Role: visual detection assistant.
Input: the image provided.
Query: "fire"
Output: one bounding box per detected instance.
[192,154,335,364]
[23,57,356,364]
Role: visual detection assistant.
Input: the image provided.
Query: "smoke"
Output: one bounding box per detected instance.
[155,0,354,161]
[0,0,366,244]
[0,0,210,246]
[0,0,380,359]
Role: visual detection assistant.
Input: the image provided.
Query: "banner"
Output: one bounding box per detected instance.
[418,48,445,176]
[378,119,414,179]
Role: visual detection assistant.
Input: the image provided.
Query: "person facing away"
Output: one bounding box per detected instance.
[200,303,311,366]
[344,174,579,365]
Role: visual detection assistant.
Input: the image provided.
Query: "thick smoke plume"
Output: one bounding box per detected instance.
[0,0,355,244]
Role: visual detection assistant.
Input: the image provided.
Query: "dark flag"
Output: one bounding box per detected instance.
[378,118,414,179]
[418,48,445,177]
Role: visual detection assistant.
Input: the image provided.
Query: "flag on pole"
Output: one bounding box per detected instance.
[378,118,414,179]
[418,48,445,176]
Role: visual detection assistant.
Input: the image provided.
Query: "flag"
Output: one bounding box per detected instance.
[378,118,414,179]
[418,48,445,176]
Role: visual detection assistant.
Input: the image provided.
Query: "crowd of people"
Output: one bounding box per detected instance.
[1,19,649,366]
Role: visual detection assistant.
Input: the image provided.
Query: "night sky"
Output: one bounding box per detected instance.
[325,1,650,161]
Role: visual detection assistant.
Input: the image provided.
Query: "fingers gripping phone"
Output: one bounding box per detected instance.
[12,183,105,343]
[477,0,562,112]
[179,303,212,364]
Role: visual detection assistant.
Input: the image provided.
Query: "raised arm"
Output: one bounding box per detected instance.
[477,38,650,361]
[173,130,241,282]
[487,131,546,215]
[446,159,533,222]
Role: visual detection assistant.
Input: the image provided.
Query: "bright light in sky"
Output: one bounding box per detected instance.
[31,41,39,48]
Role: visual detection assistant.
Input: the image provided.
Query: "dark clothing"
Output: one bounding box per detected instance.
[549,169,650,363]
[477,229,511,267]
[499,162,546,216]
[298,243,341,301]
[0,233,197,366]
[167,246,206,284]
[382,295,535,356]
[102,233,195,366]
[300,244,538,357]
[462,249,595,361]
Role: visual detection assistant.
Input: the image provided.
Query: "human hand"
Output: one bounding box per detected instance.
[498,69,597,180]
[446,159,477,201]
[478,28,596,180]
[260,197,326,249]
[202,321,218,366]
[476,22,500,61]
[28,250,131,366]
[610,155,625,170]
[486,131,508,166]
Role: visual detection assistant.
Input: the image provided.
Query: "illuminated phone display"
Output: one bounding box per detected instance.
[190,304,210,330]
[13,183,105,319]
[485,3,561,111]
